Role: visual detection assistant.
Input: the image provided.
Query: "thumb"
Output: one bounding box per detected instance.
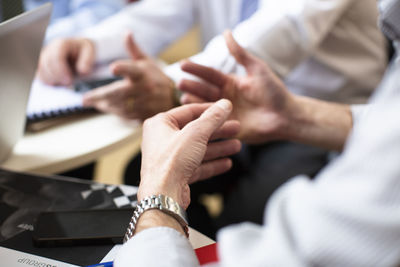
[125,32,146,60]
[224,30,260,75]
[76,39,95,75]
[186,99,233,140]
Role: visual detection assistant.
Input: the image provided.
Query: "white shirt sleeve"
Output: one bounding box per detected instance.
[350,104,368,126]
[81,0,196,63]
[165,0,355,83]
[217,97,400,266]
[114,96,400,267]
[44,0,125,42]
[114,227,201,267]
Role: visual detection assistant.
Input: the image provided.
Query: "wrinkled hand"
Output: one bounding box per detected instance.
[82,34,176,120]
[179,31,296,144]
[138,99,241,209]
[38,38,95,86]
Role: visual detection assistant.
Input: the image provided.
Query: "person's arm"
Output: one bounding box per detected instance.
[165,0,354,83]
[179,32,353,150]
[38,0,195,86]
[44,0,125,42]
[287,96,352,151]
[81,0,196,63]
[114,100,241,267]
[117,72,400,267]
[216,97,400,266]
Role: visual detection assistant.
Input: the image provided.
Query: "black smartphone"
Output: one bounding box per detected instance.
[74,77,122,93]
[32,208,134,247]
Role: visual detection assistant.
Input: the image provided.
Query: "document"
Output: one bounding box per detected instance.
[0,247,79,267]
[26,80,85,122]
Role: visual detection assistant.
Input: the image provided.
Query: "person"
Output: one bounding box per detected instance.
[37,0,387,235]
[37,0,385,107]
[24,0,126,42]
[114,0,400,263]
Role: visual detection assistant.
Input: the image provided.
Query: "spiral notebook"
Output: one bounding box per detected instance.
[26,79,94,124]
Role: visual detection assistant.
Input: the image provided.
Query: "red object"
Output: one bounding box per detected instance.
[195,243,219,265]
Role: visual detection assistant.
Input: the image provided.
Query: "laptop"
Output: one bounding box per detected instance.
[0,3,52,163]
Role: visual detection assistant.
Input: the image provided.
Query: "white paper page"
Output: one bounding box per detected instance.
[101,245,122,263]
[27,79,84,117]
[0,246,79,267]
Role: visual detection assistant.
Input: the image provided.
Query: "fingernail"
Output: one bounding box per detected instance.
[216,99,231,111]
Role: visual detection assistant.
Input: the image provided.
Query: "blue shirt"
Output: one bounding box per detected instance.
[24,0,125,41]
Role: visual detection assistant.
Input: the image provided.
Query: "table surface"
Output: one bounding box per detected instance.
[0,114,142,175]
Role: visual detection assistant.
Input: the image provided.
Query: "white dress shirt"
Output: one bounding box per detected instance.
[113,38,400,267]
[83,0,386,104]
[24,0,125,42]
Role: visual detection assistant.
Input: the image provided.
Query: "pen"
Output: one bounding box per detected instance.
[85,261,113,267]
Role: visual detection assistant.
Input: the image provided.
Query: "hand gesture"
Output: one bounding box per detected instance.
[38,38,95,86]
[82,33,176,120]
[179,31,296,144]
[139,99,241,209]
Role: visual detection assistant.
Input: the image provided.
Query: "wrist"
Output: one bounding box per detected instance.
[285,95,352,151]
[282,95,309,142]
[138,178,183,208]
[124,195,189,242]
[135,209,186,236]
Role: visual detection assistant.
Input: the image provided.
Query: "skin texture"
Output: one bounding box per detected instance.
[38,34,176,121]
[135,100,241,235]
[129,32,354,239]
[82,34,176,120]
[38,38,95,86]
[179,31,352,151]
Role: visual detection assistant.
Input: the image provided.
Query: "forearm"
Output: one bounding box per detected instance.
[287,96,353,151]
[81,0,195,63]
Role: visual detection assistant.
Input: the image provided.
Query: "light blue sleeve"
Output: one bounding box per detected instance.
[44,0,126,42]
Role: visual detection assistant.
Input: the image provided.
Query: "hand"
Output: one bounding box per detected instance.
[82,33,176,121]
[179,31,297,144]
[38,38,95,86]
[138,99,241,209]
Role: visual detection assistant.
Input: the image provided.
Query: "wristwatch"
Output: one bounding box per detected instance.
[123,194,189,242]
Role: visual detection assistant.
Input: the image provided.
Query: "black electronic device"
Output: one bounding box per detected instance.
[32,208,134,247]
[75,77,122,92]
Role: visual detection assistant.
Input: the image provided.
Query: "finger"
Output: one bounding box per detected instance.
[224,30,260,75]
[178,79,221,102]
[76,40,95,75]
[39,42,74,85]
[82,80,130,107]
[184,99,233,139]
[210,120,240,140]
[180,60,228,88]
[37,53,57,85]
[166,103,213,129]
[125,32,146,60]
[203,139,241,161]
[189,158,233,184]
[111,60,143,81]
[180,93,207,105]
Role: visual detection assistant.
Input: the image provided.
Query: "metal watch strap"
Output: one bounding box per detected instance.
[123,194,189,242]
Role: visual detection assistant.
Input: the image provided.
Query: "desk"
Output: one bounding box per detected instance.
[0,114,142,175]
